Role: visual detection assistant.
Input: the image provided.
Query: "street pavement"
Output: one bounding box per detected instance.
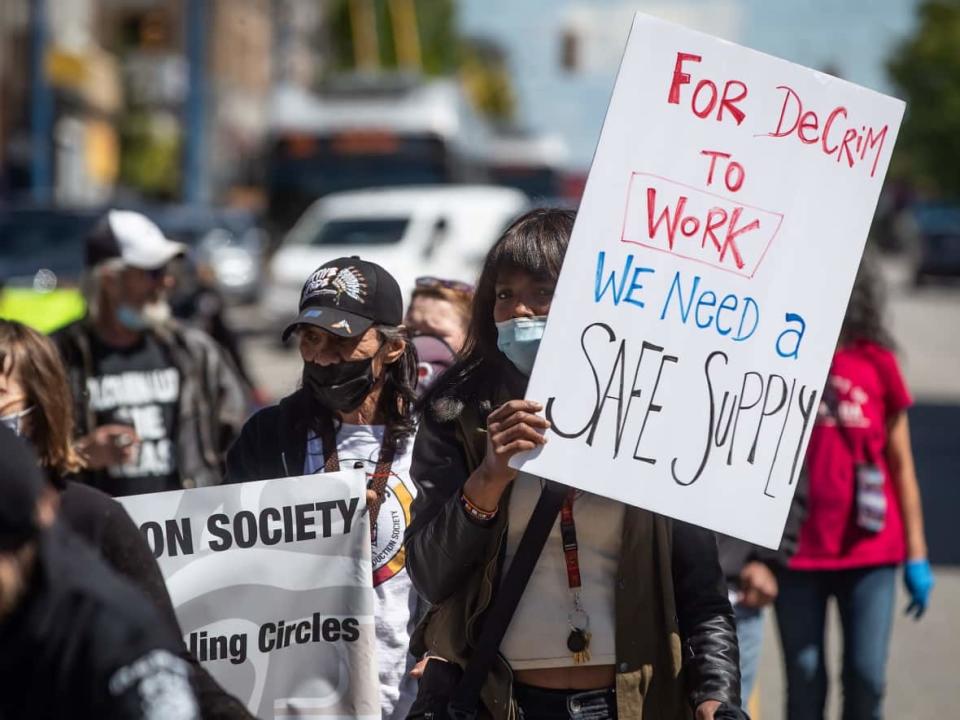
[234,255,959,720]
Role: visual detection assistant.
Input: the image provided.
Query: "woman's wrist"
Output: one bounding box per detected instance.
[906,532,928,561]
[460,486,498,514]
[459,492,498,525]
[463,466,510,511]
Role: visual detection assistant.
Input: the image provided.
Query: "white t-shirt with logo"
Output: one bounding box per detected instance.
[305,423,419,720]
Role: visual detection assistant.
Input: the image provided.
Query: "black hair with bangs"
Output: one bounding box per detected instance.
[420,207,574,410]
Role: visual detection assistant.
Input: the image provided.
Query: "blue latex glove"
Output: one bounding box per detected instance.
[904,559,934,619]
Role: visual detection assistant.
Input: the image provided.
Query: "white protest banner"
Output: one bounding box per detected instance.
[119,470,378,719]
[514,13,904,548]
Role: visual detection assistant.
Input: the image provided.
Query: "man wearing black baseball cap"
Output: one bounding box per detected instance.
[0,425,200,718]
[226,257,422,720]
[54,210,246,497]
[280,255,404,343]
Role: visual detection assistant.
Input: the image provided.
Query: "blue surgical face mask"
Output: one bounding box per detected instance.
[116,300,171,332]
[496,316,547,376]
[0,406,34,436]
[117,304,150,331]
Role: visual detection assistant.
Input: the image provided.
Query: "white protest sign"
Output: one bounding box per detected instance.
[514,13,904,548]
[120,470,379,720]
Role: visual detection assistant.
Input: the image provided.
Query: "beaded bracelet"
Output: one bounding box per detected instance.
[459,491,498,524]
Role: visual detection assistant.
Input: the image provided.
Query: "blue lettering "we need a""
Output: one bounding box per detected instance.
[594,252,655,308]
[659,270,759,341]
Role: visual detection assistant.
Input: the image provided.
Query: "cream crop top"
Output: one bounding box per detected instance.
[500,473,625,670]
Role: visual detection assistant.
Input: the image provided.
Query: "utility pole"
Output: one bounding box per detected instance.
[388,0,421,71]
[349,0,380,72]
[0,2,7,177]
[30,0,53,203]
[184,0,207,204]
[272,0,290,86]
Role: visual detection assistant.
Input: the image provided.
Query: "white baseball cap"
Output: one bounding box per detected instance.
[85,210,186,271]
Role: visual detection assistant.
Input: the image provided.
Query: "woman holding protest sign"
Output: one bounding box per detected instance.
[404,208,742,720]
[774,258,933,720]
[0,318,252,719]
[225,257,421,720]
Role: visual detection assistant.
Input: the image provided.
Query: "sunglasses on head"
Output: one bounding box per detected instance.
[119,264,168,281]
[143,266,168,281]
[415,276,474,294]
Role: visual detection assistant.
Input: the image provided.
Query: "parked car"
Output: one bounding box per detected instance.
[908,202,960,285]
[0,207,100,332]
[139,205,267,304]
[264,185,529,329]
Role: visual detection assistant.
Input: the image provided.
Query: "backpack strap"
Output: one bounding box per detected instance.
[447,481,567,720]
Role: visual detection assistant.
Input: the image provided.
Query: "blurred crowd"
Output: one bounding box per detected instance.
[0,205,933,720]
[0,2,952,719]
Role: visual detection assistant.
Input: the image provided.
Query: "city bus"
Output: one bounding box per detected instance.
[485,130,570,201]
[265,75,489,234]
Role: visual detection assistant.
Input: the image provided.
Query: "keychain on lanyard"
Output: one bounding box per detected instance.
[561,487,592,663]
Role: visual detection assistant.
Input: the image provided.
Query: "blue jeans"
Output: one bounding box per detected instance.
[734,604,765,704]
[775,565,896,720]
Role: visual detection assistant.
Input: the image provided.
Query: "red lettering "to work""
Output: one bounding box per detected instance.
[621,173,783,279]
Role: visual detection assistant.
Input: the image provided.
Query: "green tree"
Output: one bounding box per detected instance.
[327,0,458,74]
[460,38,515,121]
[118,111,181,200]
[325,0,514,120]
[888,0,960,196]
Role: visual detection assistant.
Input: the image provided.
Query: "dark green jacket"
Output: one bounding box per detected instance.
[404,376,740,720]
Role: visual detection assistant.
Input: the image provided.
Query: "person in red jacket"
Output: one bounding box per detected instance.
[775,257,933,720]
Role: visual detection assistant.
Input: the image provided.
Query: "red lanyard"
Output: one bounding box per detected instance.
[318,413,397,534]
[559,486,592,663]
[560,487,582,590]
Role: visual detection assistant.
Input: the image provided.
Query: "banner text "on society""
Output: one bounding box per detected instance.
[139,497,363,558]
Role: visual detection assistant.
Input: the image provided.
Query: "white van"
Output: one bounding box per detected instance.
[264,185,529,326]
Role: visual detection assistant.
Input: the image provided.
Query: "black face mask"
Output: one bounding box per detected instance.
[302,357,377,413]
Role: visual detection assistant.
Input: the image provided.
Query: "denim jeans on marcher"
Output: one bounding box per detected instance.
[734,604,765,705]
[775,565,896,720]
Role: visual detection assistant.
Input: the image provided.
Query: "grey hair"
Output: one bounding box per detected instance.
[80,259,125,322]
[373,324,418,448]
[374,324,406,344]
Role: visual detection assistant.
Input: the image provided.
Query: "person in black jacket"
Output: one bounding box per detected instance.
[225,257,422,720]
[0,424,200,719]
[0,318,253,720]
[405,209,742,720]
[168,256,269,407]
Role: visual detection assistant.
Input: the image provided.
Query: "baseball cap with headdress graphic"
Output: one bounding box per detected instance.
[281,257,403,342]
